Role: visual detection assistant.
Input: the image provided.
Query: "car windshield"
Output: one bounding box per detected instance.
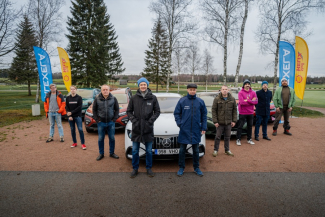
[112,93,128,104]
[229,91,239,100]
[198,95,216,107]
[67,89,94,98]
[157,97,180,113]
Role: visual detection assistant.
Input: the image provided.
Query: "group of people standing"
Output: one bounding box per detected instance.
[211,78,295,157]
[43,77,295,179]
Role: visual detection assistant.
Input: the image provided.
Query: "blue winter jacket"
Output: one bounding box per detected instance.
[255,88,272,116]
[174,93,207,145]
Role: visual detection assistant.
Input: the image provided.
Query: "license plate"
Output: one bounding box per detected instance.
[231,131,237,135]
[155,149,179,155]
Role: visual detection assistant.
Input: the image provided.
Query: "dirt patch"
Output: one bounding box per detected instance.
[0,117,324,173]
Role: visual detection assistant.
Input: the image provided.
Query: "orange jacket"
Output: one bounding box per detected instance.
[44,91,66,118]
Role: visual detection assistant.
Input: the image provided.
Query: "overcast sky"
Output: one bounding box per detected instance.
[12,0,325,77]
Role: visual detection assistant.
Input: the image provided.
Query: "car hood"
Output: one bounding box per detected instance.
[126,113,179,136]
[154,113,179,135]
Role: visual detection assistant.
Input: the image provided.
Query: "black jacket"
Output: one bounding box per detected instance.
[93,93,119,123]
[65,94,83,117]
[256,88,272,116]
[127,89,160,143]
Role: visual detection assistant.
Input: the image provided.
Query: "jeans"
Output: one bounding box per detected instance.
[132,141,153,170]
[97,121,115,155]
[254,115,269,138]
[178,143,199,169]
[273,108,291,130]
[48,112,64,137]
[68,116,85,144]
[214,124,231,152]
[237,114,254,140]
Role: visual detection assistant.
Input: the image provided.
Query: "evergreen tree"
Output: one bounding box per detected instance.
[142,19,170,93]
[9,15,38,96]
[66,0,125,87]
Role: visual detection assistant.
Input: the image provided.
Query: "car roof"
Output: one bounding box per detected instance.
[197,92,220,96]
[153,92,182,98]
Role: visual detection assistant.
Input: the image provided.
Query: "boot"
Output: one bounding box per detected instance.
[272,129,277,136]
[284,129,292,135]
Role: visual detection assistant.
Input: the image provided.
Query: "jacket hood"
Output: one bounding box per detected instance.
[217,92,234,101]
[241,87,253,92]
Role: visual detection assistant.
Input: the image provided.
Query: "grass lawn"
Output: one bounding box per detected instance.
[294,91,325,108]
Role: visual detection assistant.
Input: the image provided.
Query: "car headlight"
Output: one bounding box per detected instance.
[127,129,132,139]
[119,111,126,117]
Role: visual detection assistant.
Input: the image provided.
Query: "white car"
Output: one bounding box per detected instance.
[125,93,206,160]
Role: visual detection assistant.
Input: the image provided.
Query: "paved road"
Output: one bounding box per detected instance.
[1,171,324,217]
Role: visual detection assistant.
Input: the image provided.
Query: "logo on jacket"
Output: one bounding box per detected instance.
[184,105,190,109]
[161,138,171,147]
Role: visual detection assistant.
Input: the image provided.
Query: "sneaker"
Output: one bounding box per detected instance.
[60,137,64,142]
[236,139,241,146]
[130,169,138,178]
[147,168,155,177]
[177,168,184,177]
[46,137,53,143]
[82,144,86,150]
[284,129,292,136]
[194,168,203,177]
[272,130,277,136]
[225,150,234,156]
[247,139,255,145]
[212,151,218,157]
[71,143,77,148]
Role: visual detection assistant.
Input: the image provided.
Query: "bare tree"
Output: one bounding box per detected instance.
[149,0,197,92]
[171,41,186,93]
[202,48,214,92]
[234,0,250,87]
[200,0,243,85]
[27,0,65,102]
[256,0,325,94]
[0,0,22,64]
[185,42,201,83]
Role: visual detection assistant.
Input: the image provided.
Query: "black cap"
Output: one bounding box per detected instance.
[187,83,197,89]
[243,79,251,87]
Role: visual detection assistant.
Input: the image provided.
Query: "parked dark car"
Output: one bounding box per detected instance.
[64,88,100,118]
[197,91,247,136]
[84,87,132,133]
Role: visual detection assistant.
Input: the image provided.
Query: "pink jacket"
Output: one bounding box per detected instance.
[238,87,258,115]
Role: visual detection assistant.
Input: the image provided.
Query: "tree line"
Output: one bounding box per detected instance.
[0,0,324,99]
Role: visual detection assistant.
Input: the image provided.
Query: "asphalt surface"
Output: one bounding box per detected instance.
[0,171,324,217]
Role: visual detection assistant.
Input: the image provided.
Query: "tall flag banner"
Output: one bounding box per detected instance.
[33,46,53,102]
[294,36,309,100]
[57,47,71,92]
[279,41,295,89]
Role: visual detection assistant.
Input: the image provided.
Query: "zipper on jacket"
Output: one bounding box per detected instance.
[191,98,193,144]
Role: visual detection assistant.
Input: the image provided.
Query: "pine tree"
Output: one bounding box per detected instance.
[66,0,125,87]
[142,19,170,93]
[9,15,38,96]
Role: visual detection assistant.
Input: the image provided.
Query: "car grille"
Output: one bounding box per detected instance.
[153,136,180,149]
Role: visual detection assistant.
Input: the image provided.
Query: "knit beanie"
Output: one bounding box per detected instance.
[243,79,251,87]
[137,77,149,87]
[261,81,268,86]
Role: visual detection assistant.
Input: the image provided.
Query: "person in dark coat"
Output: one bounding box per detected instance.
[254,81,272,141]
[127,77,160,178]
[211,85,237,157]
[174,83,207,177]
[66,85,86,150]
[92,84,119,161]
